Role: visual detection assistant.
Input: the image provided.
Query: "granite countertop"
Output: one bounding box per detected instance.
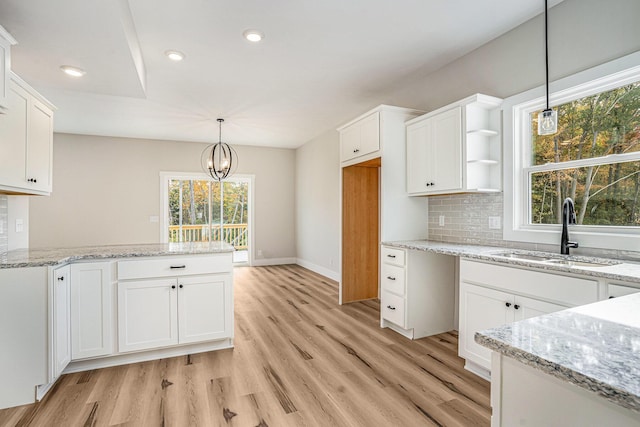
[383,240,640,284]
[475,293,640,414]
[0,242,235,268]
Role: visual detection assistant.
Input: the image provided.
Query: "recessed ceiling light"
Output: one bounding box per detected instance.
[243,30,264,42]
[60,65,86,77]
[165,50,185,61]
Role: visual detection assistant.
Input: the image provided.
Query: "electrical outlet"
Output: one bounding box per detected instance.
[15,218,23,233]
[257,249,263,258]
[439,215,445,227]
[329,258,334,267]
[488,216,501,229]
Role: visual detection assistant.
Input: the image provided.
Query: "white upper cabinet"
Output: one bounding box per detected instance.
[339,111,380,164]
[0,74,55,195]
[406,94,502,196]
[0,25,17,113]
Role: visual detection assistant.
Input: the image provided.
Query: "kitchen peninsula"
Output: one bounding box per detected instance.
[0,242,234,410]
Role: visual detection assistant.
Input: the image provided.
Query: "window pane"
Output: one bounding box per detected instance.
[222,181,248,250]
[531,82,640,165]
[530,161,640,226]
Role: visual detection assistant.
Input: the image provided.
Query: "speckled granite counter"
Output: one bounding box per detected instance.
[475,293,640,414]
[0,242,235,268]
[383,240,640,284]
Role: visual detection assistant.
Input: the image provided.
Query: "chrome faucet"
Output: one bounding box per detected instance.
[561,197,579,255]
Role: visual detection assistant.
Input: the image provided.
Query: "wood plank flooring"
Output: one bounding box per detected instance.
[0,265,490,426]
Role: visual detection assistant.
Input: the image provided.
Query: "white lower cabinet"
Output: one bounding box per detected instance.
[70,262,113,359]
[118,273,232,352]
[380,246,455,339]
[51,265,71,382]
[459,259,598,378]
[459,282,566,374]
[118,278,179,352]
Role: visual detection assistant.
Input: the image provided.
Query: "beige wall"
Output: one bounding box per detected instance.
[29,133,296,262]
[294,129,340,279]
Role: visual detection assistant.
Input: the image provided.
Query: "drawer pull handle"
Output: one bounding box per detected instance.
[57,276,65,281]
[387,276,396,281]
[170,265,186,269]
[514,304,520,310]
[387,305,396,310]
[387,254,396,258]
[353,148,360,153]
[505,302,511,307]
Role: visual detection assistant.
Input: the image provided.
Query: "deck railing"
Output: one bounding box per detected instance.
[168,224,247,249]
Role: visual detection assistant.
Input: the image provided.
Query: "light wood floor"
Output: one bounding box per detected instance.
[0,265,490,427]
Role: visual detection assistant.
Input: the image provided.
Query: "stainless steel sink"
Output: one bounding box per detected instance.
[489,250,620,268]
[490,251,551,262]
[542,259,614,268]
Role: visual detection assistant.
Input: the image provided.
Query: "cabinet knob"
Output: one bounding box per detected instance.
[505,302,511,307]
[386,276,396,281]
[171,285,176,289]
[353,148,360,153]
[57,276,64,281]
[514,304,520,310]
[387,305,396,310]
[179,284,184,289]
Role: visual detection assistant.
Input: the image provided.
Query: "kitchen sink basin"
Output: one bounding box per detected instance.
[542,259,615,268]
[490,251,551,262]
[489,250,620,267]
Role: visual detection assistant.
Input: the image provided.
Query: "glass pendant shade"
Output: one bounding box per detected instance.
[201,119,237,181]
[538,108,557,135]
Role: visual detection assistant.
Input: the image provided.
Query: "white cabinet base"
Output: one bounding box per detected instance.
[491,352,640,427]
[64,338,233,374]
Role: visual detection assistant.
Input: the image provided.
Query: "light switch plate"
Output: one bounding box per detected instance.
[15,218,24,233]
[488,216,501,229]
[439,215,445,227]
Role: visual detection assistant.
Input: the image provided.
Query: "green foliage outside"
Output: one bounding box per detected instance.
[530,82,640,226]
[168,179,248,246]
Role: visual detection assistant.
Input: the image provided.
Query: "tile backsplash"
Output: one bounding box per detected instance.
[428,193,505,246]
[427,192,640,262]
[0,195,7,254]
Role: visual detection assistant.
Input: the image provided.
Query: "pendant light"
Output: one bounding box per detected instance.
[201,118,238,181]
[538,0,557,135]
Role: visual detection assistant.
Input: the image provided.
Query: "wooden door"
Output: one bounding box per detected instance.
[341,158,380,303]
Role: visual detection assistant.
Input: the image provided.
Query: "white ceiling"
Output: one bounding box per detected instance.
[0,0,562,149]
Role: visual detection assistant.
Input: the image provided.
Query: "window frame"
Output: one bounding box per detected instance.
[503,51,640,251]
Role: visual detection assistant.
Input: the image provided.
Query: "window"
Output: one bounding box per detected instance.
[160,172,253,264]
[503,51,640,251]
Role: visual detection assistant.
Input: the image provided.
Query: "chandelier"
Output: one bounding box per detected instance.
[201,118,237,181]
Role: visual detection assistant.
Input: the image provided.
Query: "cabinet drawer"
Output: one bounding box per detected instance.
[381,246,405,266]
[118,254,232,280]
[381,264,405,296]
[381,291,405,327]
[460,259,598,306]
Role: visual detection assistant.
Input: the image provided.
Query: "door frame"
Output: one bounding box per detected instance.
[159,171,255,266]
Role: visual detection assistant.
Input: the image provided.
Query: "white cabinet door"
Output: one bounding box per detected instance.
[70,262,113,359]
[430,107,462,192]
[25,97,53,192]
[406,119,431,194]
[459,282,513,371]
[340,112,380,162]
[118,279,178,352]
[178,274,232,344]
[0,28,13,112]
[513,295,567,321]
[0,81,28,189]
[52,265,71,380]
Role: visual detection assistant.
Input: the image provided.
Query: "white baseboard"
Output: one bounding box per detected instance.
[64,339,233,374]
[296,258,340,281]
[251,257,297,266]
